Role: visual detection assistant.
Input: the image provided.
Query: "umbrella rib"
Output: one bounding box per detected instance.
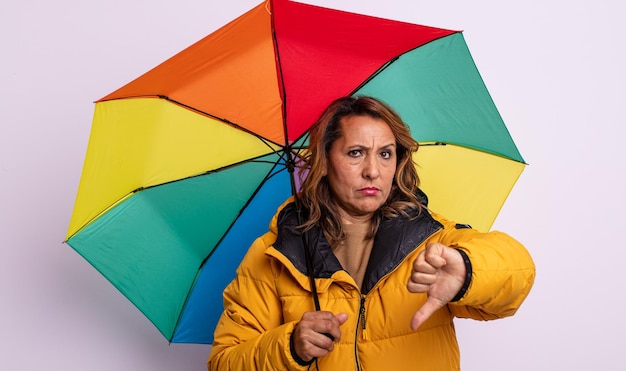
[137,154,289,192]
[269,2,290,148]
[157,95,285,149]
[350,56,399,95]
[268,1,302,200]
[421,142,448,146]
[197,158,288,269]
[102,94,285,149]
[267,10,321,314]
[349,32,460,96]
[419,142,527,164]
[65,153,292,240]
[197,149,308,274]
[187,157,297,341]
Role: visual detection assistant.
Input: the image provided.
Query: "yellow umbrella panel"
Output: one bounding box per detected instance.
[67,98,280,239]
[415,144,525,232]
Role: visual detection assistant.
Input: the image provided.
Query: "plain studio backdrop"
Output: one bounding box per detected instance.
[1,0,624,369]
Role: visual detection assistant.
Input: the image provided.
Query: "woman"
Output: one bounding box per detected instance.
[207,96,535,370]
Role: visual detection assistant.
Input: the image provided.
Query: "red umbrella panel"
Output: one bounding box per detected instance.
[65,0,525,343]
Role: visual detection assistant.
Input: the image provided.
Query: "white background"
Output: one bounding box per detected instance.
[2,0,624,370]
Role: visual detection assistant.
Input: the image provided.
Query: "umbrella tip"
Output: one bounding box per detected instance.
[265,0,271,15]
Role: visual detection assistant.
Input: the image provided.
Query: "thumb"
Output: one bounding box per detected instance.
[410,297,444,331]
[335,312,349,325]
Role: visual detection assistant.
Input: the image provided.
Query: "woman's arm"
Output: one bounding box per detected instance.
[434,214,536,320]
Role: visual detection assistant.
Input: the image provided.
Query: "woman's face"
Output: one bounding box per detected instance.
[326,115,397,223]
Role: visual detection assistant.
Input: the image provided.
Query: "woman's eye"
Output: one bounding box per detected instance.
[380,150,393,159]
[348,150,361,157]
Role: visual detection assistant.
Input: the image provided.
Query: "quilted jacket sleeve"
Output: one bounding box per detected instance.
[433,213,536,320]
[207,233,308,371]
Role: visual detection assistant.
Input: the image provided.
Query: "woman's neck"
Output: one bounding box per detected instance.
[332,222,374,290]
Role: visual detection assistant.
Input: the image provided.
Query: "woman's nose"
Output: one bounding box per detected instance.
[363,156,380,179]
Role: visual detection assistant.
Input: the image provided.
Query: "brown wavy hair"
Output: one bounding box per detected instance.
[298,96,422,242]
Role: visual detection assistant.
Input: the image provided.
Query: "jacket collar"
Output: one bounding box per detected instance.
[272,196,442,294]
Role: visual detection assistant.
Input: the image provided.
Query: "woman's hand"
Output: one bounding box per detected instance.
[407,242,466,330]
[292,311,349,362]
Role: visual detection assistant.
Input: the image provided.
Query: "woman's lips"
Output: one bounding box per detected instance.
[360,187,379,196]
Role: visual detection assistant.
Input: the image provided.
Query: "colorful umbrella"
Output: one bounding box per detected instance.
[65,0,525,344]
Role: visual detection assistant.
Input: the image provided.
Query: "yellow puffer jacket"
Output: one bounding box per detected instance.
[208,199,535,370]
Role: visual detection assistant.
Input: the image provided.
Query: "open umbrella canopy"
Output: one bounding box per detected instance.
[66,0,525,344]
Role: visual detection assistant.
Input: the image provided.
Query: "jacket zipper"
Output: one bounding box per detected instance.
[353,296,366,370]
[359,296,367,337]
[350,225,443,370]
